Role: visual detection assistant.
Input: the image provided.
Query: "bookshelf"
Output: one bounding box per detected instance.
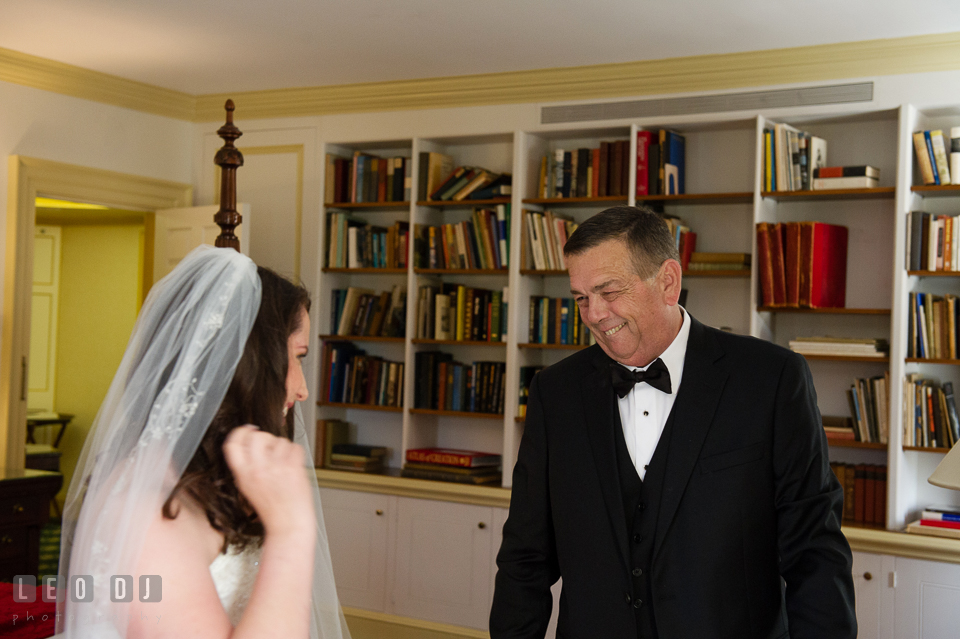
[314,104,960,533]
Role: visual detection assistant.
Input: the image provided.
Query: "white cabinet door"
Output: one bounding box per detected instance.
[320,488,394,611]
[393,497,495,630]
[893,556,960,639]
[852,551,886,639]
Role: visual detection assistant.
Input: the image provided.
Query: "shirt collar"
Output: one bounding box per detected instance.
[631,306,690,395]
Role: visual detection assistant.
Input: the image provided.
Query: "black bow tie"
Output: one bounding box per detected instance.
[610,358,671,398]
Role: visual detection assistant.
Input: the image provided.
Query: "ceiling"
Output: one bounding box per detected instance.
[3,0,960,96]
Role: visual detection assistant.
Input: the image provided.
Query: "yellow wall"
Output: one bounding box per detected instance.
[54,224,143,504]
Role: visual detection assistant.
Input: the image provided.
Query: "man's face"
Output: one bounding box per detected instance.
[567,238,679,368]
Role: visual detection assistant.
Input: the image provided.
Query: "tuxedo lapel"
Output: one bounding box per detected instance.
[581,345,630,571]
[653,318,728,560]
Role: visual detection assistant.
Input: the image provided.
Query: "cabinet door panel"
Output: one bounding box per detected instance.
[320,488,392,611]
[394,497,494,630]
[894,556,960,639]
[852,551,883,639]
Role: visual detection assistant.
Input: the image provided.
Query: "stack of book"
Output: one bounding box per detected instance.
[536,141,630,199]
[907,211,960,272]
[788,337,888,358]
[912,129,954,186]
[522,210,578,271]
[327,216,409,269]
[908,292,959,359]
[327,444,388,474]
[906,506,960,539]
[636,130,686,196]
[414,353,505,414]
[415,283,507,342]
[903,375,960,449]
[427,166,510,202]
[325,153,411,204]
[401,448,502,485]
[315,419,350,467]
[418,152,454,200]
[330,285,406,338]
[845,374,890,444]
[685,252,750,272]
[528,296,593,346]
[663,214,696,270]
[321,343,404,408]
[812,165,879,190]
[756,221,848,308]
[762,123,827,192]
[830,462,887,527]
[517,366,544,419]
[413,206,510,270]
[822,415,857,441]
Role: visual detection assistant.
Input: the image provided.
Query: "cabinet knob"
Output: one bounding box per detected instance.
[375,509,384,516]
[0,536,13,544]
[12,504,23,514]
[478,522,486,529]
[863,572,873,581]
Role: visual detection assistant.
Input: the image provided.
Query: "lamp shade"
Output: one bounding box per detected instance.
[928,444,960,491]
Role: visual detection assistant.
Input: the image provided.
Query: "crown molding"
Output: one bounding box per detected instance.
[2,33,959,123]
[0,46,195,120]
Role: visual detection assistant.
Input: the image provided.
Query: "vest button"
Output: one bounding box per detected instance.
[624,592,632,604]
[632,567,642,577]
[637,501,646,510]
[633,533,642,543]
[633,598,643,609]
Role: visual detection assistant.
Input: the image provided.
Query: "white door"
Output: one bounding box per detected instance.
[153,204,251,283]
[28,225,62,415]
[894,556,960,639]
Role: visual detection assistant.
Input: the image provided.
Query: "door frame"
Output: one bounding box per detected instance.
[2,156,192,470]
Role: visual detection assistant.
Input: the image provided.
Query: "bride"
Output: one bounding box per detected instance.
[57,245,350,639]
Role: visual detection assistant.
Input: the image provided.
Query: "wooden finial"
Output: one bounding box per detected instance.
[214,99,243,251]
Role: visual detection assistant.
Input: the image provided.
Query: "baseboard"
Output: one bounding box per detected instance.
[342,607,489,639]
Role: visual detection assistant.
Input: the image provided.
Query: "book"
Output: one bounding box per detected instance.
[813,165,880,178]
[812,176,879,190]
[403,462,501,476]
[636,131,653,196]
[798,222,848,308]
[913,131,937,185]
[331,443,388,458]
[400,466,502,485]
[405,447,502,468]
[930,130,952,185]
[769,223,787,306]
[756,222,775,307]
[315,419,350,468]
[906,520,960,539]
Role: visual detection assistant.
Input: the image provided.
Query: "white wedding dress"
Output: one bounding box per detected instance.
[209,545,263,625]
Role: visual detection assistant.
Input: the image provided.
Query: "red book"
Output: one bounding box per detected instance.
[920,519,960,530]
[591,148,600,198]
[405,448,502,468]
[769,223,787,306]
[864,465,876,524]
[679,231,697,271]
[437,361,448,409]
[611,140,624,197]
[799,222,848,308]
[784,222,801,307]
[636,131,653,197]
[598,142,609,197]
[853,464,866,523]
[756,223,775,307]
[875,465,887,526]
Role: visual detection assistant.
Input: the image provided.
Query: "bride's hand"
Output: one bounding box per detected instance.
[223,425,316,540]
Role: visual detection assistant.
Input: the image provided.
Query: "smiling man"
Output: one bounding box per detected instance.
[490,206,856,639]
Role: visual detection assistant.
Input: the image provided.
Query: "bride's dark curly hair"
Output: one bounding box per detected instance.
[162,266,310,551]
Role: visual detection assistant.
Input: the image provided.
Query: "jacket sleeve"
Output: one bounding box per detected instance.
[773,351,857,639]
[489,373,560,639]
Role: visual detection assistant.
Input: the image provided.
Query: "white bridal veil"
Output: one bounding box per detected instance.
[57,245,350,639]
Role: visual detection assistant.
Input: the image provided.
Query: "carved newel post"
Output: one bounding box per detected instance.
[214,99,244,251]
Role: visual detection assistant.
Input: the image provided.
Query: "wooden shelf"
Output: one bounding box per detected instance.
[827,439,887,450]
[761,187,895,201]
[517,343,588,350]
[522,195,627,206]
[905,358,960,365]
[417,198,511,207]
[520,269,568,276]
[903,445,955,454]
[682,269,750,278]
[319,334,404,343]
[412,339,505,346]
[799,354,889,363]
[908,270,960,277]
[317,402,403,413]
[325,201,410,209]
[323,267,407,274]
[414,268,507,275]
[910,185,960,197]
[758,306,890,315]
[636,191,754,205]
[409,408,504,419]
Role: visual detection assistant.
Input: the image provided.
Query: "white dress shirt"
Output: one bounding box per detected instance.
[617,308,691,481]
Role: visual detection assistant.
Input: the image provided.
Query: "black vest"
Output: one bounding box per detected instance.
[613,405,678,639]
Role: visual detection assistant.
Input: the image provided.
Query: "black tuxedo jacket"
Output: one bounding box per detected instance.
[490,317,856,639]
